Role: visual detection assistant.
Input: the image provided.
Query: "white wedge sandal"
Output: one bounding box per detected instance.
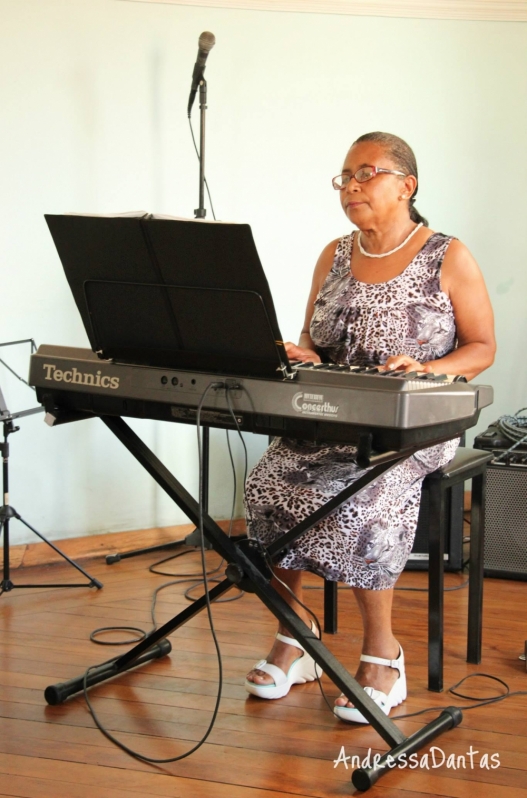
[245,623,322,700]
[333,647,406,723]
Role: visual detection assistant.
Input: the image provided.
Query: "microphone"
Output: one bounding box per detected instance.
[187,31,216,117]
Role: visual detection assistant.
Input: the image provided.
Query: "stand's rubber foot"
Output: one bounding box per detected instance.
[44,638,172,705]
[106,553,121,564]
[90,578,104,589]
[351,707,463,791]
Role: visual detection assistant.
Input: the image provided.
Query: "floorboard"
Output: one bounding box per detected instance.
[0,545,526,797]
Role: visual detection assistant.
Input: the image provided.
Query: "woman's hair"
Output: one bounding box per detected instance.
[352,131,428,227]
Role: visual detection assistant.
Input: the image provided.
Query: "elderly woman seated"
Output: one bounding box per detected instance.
[244,131,495,722]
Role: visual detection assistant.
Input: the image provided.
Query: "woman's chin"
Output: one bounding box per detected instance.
[345,206,368,225]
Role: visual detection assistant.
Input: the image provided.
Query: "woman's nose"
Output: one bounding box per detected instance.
[344,178,360,193]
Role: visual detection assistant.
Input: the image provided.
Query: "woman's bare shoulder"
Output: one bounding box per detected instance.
[442,237,486,294]
[313,236,342,283]
[443,237,478,265]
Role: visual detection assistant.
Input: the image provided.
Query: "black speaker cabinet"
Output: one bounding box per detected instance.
[474,423,527,580]
[405,480,464,572]
[481,463,527,580]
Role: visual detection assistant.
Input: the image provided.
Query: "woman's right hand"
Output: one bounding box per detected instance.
[284,342,321,364]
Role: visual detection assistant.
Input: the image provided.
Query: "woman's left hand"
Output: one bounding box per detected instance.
[284,341,321,363]
[382,355,431,373]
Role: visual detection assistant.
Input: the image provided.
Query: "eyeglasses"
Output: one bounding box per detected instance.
[332,165,406,190]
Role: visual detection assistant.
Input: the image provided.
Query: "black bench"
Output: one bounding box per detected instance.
[323,447,493,691]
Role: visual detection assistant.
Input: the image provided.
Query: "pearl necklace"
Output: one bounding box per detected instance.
[357,222,423,259]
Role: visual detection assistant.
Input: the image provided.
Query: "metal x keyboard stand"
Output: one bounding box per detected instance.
[44,415,463,791]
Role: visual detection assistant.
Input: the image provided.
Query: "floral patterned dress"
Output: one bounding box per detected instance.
[245,232,459,589]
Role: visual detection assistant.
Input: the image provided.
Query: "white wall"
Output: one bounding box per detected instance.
[1,0,525,543]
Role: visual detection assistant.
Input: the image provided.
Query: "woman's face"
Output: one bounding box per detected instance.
[338,142,413,227]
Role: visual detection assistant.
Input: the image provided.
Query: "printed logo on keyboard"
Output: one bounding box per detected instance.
[42,363,120,390]
[292,391,339,418]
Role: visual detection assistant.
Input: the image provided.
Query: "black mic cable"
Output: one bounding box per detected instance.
[187,31,215,117]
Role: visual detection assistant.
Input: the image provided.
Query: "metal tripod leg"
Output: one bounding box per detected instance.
[0,507,103,590]
[1,408,102,591]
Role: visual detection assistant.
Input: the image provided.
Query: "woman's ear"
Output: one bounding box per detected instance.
[403,174,418,200]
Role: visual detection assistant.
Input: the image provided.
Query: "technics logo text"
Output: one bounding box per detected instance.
[292,391,339,417]
[43,363,119,390]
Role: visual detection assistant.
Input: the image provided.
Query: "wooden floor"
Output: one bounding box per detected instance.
[0,539,526,798]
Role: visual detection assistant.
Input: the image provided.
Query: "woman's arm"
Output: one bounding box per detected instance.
[385,240,496,381]
[284,239,339,363]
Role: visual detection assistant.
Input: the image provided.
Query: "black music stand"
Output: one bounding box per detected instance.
[41,216,464,791]
[45,214,290,563]
[44,215,287,377]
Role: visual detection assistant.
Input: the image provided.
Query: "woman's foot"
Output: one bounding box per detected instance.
[334,640,406,722]
[334,639,400,705]
[246,634,304,688]
[245,621,321,699]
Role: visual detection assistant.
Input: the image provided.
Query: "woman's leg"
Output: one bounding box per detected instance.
[334,586,401,707]
[246,575,400,696]
[245,566,313,686]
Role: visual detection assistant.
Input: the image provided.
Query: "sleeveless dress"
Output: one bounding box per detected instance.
[244,232,459,590]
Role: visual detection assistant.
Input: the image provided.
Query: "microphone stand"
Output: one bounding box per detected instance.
[189,76,212,546]
[106,78,212,564]
[194,79,207,219]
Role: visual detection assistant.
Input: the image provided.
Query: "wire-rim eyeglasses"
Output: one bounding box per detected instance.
[332,165,406,190]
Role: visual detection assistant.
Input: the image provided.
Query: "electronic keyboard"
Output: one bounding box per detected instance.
[29,345,493,460]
